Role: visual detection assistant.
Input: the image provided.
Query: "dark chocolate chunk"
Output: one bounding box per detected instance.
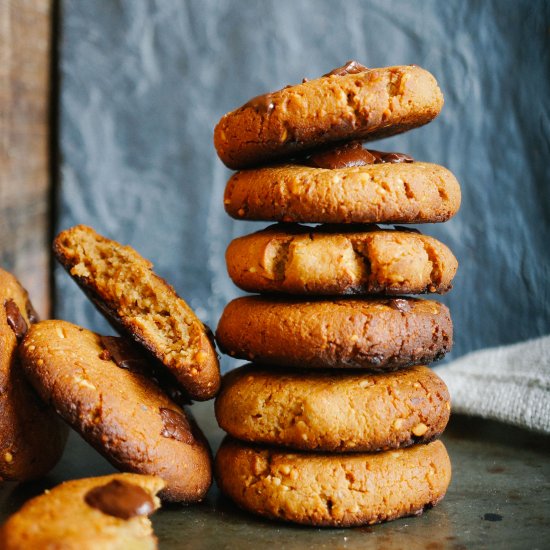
[25,300,39,324]
[323,60,369,77]
[159,408,193,444]
[84,479,155,519]
[4,299,28,341]
[305,142,414,169]
[242,92,275,114]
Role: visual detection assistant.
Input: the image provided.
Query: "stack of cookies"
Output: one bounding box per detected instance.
[213,62,460,527]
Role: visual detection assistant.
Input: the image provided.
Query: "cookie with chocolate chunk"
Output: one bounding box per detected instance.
[19,320,212,502]
[0,473,164,549]
[226,223,458,295]
[214,63,444,169]
[224,158,460,225]
[216,364,450,452]
[0,268,67,482]
[53,225,220,401]
[215,438,451,527]
[216,296,452,370]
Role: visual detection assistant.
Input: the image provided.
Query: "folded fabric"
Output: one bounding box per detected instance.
[437,335,550,434]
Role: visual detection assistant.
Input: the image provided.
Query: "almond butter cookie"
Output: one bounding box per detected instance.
[53,225,220,401]
[226,223,458,295]
[216,296,452,370]
[0,268,67,482]
[0,473,164,549]
[215,438,451,526]
[214,63,443,169]
[216,364,450,451]
[20,320,212,502]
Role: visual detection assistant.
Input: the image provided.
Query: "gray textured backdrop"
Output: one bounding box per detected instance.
[57,0,550,371]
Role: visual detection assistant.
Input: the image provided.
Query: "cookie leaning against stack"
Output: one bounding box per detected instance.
[213,61,459,527]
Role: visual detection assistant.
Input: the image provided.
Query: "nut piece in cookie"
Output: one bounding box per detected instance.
[216,296,453,370]
[53,225,220,401]
[0,473,164,549]
[215,364,450,452]
[215,438,452,527]
[226,223,458,295]
[0,268,67,482]
[20,320,212,502]
[214,63,444,169]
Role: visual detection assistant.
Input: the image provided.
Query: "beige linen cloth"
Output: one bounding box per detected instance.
[437,335,550,434]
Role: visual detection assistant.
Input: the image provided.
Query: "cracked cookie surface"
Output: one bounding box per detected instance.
[215,364,450,452]
[0,268,67,482]
[215,438,451,526]
[214,64,444,169]
[216,296,452,370]
[224,162,460,224]
[226,223,458,295]
[19,320,212,502]
[0,473,164,549]
[53,225,220,401]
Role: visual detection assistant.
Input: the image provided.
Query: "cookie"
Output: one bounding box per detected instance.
[215,438,451,527]
[20,320,212,502]
[224,161,460,224]
[0,473,164,549]
[215,364,450,452]
[216,296,452,370]
[214,63,443,169]
[226,223,458,295]
[53,225,220,401]
[0,269,67,481]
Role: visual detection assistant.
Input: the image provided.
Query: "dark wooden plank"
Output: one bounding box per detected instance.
[0,0,52,317]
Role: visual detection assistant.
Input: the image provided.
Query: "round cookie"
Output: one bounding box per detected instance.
[226,224,458,295]
[215,438,451,527]
[0,473,164,549]
[214,63,444,169]
[19,320,212,502]
[0,268,67,482]
[216,296,453,370]
[215,365,450,452]
[224,161,461,224]
[53,225,220,401]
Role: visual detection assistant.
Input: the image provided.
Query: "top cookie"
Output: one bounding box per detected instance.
[54,225,220,401]
[214,63,443,169]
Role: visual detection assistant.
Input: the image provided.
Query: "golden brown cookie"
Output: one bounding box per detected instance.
[20,320,212,502]
[214,63,443,169]
[224,161,460,224]
[215,438,451,527]
[0,269,67,482]
[216,296,452,370]
[226,224,458,295]
[215,365,450,452]
[53,225,220,401]
[0,473,164,549]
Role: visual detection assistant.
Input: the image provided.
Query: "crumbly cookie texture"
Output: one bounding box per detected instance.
[0,473,164,550]
[215,365,450,452]
[224,162,460,224]
[216,296,452,370]
[226,224,458,295]
[53,225,220,401]
[20,320,212,503]
[215,438,451,527]
[214,65,444,169]
[0,268,67,482]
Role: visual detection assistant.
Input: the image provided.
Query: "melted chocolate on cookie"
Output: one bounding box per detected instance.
[85,479,154,519]
[99,336,149,374]
[159,408,193,444]
[323,60,369,77]
[305,141,414,169]
[4,299,28,341]
[388,299,412,313]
